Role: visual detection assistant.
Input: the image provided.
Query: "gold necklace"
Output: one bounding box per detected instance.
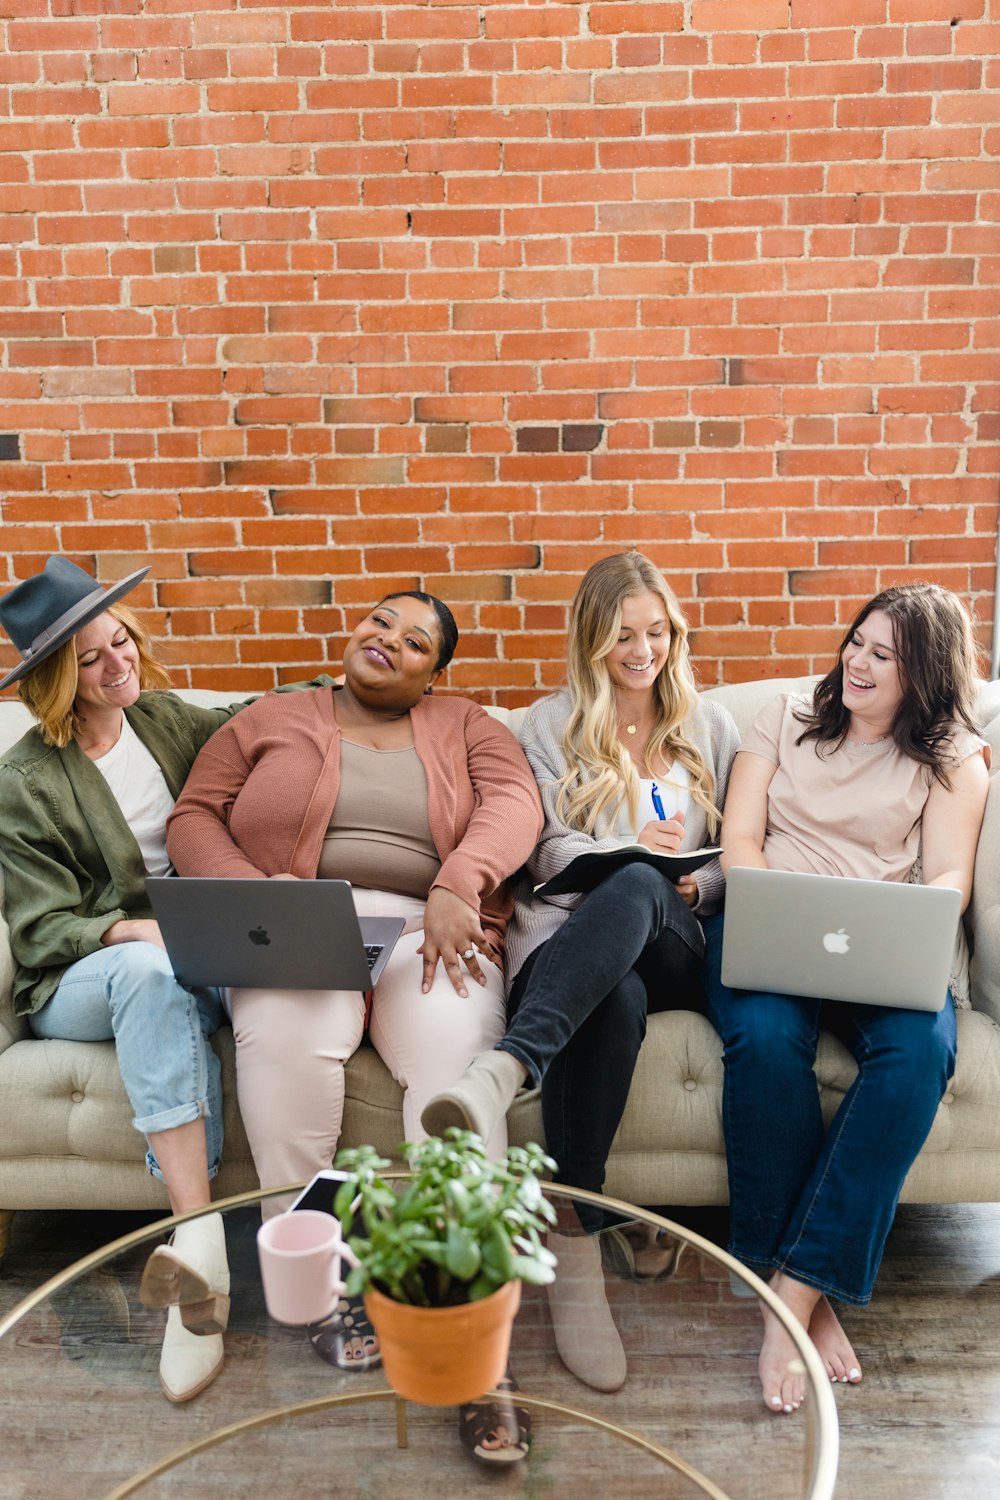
[616,699,651,740]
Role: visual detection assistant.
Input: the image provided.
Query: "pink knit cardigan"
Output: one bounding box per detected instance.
[166,687,544,955]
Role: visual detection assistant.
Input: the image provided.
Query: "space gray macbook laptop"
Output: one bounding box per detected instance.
[146,878,405,991]
[721,867,962,1012]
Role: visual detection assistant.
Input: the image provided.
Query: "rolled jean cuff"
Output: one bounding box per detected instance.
[498,1039,541,1091]
[147,1153,221,1185]
[133,1095,211,1139]
[140,1097,222,1184]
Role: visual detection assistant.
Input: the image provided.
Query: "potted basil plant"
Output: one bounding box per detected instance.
[333,1131,557,1405]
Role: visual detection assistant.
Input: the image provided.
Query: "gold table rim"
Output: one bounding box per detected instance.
[0,1179,839,1500]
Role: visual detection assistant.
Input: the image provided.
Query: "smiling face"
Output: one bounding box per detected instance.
[840,608,906,733]
[73,611,142,717]
[343,596,444,712]
[604,590,672,698]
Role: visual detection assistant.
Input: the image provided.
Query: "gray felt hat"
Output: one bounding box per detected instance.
[0,557,149,692]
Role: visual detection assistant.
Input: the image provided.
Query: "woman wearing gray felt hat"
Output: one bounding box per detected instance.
[0,555,235,1404]
[0,556,150,692]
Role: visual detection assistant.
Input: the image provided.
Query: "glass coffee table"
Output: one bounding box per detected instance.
[0,1185,838,1500]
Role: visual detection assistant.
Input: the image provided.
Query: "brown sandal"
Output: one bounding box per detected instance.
[458,1368,531,1465]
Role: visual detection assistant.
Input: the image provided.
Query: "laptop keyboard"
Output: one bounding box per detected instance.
[365,944,383,970]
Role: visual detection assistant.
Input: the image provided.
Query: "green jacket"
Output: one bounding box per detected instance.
[0,682,335,1015]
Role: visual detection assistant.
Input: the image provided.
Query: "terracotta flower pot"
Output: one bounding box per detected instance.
[364,1280,521,1406]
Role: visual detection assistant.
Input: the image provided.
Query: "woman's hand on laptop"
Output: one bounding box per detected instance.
[419,887,489,998]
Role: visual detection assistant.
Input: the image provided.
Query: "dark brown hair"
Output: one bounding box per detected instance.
[794,583,982,784]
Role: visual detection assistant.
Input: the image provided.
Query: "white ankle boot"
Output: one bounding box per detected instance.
[141,1213,231,1334]
[546,1230,626,1393]
[141,1214,230,1403]
[160,1308,225,1404]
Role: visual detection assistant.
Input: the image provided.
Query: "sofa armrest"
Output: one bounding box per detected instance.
[968,750,1000,1028]
[0,869,27,1053]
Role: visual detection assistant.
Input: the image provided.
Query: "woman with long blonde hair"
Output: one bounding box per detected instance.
[423,551,740,1391]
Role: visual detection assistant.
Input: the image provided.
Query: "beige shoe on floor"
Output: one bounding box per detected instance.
[159,1306,224,1403]
[546,1230,626,1393]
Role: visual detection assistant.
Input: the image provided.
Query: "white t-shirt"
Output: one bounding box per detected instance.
[93,717,176,878]
[617,765,691,840]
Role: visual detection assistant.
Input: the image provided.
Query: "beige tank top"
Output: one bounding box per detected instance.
[743,693,987,883]
[317,741,441,900]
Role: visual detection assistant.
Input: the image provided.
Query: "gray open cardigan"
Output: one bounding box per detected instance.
[503,690,741,986]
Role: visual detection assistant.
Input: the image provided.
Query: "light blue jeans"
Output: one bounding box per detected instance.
[29,942,225,1183]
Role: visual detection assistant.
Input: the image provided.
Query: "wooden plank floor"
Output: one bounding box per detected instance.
[1,1202,999,1499]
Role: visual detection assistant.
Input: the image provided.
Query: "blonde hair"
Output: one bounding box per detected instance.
[18,603,171,747]
[556,552,721,837]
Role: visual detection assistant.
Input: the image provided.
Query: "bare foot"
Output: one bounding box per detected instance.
[808,1295,862,1386]
[758,1272,821,1415]
[339,1330,378,1366]
[759,1303,809,1413]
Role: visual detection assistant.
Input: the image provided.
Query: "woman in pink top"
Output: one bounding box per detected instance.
[703,584,989,1416]
[167,590,543,1465]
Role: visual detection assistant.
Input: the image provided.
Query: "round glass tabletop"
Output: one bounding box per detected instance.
[0,1183,838,1500]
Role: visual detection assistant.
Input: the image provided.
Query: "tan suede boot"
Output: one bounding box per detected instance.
[546,1230,626,1393]
[420,1050,526,1141]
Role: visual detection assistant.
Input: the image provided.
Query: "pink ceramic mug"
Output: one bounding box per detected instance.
[257,1209,360,1326]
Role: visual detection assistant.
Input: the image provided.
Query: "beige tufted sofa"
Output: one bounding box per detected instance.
[3,674,1000,1266]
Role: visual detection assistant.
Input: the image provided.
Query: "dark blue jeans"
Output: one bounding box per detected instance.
[702,911,957,1305]
[505,863,706,1231]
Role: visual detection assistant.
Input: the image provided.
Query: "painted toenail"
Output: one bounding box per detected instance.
[849,1368,860,1380]
[783,1403,793,1412]
[770,1396,783,1407]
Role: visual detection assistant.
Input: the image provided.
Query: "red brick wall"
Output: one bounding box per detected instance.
[1,0,997,701]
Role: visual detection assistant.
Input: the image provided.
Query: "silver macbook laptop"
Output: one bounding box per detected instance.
[721,867,962,1012]
[146,878,404,991]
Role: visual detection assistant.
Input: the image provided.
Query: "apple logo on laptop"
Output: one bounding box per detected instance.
[823,928,850,955]
[248,926,271,947]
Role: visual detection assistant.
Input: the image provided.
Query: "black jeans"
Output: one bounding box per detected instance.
[505,863,706,1231]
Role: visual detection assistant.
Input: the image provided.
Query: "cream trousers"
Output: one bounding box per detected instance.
[224,888,508,1216]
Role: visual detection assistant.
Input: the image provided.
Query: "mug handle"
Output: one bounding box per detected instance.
[338,1239,360,1271]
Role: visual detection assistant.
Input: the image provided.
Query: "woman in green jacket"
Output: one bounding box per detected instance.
[0,558,249,1405]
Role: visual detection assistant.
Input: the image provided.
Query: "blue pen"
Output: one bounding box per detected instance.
[651,782,665,821]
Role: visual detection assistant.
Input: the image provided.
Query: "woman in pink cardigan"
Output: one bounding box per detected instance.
[166,590,542,1464]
